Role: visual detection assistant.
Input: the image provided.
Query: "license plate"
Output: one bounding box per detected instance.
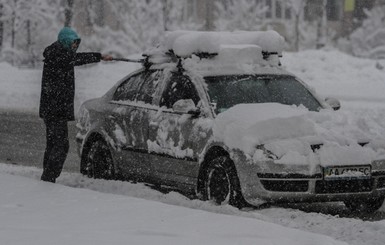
[323,165,371,180]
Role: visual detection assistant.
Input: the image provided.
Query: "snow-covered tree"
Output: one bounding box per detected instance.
[80,0,203,57]
[214,0,267,31]
[281,0,330,51]
[0,0,63,66]
[0,3,3,51]
[64,0,74,27]
[285,0,306,51]
[350,4,385,59]
[163,0,203,32]
[77,0,163,56]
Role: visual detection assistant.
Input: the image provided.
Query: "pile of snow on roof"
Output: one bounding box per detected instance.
[163,30,285,57]
[146,30,286,73]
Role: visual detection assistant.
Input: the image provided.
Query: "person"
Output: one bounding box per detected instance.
[39,27,113,183]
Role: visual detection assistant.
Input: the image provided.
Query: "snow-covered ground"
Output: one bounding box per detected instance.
[0,164,350,245]
[1,49,385,244]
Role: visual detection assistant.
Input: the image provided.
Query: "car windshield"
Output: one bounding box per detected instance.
[205,75,322,113]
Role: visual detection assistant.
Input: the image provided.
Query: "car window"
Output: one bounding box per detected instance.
[205,75,322,113]
[136,70,162,104]
[160,73,200,109]
[113,72,146,102]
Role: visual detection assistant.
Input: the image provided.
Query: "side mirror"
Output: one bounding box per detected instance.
[172,99,200,117]
[187,108,201,117]
[325,97,341,111]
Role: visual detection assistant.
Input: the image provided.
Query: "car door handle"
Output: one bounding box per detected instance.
[149,121,159,127]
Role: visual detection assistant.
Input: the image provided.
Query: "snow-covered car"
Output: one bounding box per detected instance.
[76,31,385,212]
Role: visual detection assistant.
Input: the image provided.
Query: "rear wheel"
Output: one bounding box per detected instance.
[84,139,115,180]
[344,196,384,213]
[201,156,246,208]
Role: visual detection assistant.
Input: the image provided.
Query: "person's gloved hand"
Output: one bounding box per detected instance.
[101,54,113,61]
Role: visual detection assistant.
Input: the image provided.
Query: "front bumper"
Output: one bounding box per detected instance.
[236,159,385,205]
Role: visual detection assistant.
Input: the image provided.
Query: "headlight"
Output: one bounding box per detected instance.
[256,145,278,160]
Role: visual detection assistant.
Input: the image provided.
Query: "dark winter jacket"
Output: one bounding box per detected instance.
[39,29,102,121]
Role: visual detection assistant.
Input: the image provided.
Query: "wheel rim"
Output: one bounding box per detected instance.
[207,165,231,205]
[86,141,114,179]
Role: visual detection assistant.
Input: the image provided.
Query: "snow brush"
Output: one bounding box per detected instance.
[111,58,145,63]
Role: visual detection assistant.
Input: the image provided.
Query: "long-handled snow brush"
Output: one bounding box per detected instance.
[111,58,145,63]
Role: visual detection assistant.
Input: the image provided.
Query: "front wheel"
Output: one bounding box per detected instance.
[83,139,115,180]
[201,156,246,208]
[344,196,384,213]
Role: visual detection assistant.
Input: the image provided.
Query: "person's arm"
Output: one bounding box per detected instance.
[74,53,113,66]
[74,52,102,66]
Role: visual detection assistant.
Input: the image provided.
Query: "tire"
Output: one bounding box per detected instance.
[201,156,246,208]
[344,196,384,213]
[83,139,115,180]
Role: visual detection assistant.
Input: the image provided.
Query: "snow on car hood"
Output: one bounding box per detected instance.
[212,103,385,167]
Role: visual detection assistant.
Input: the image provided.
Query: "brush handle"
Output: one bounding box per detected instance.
[112,58,144,63]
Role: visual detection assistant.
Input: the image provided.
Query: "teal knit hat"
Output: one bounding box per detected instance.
[58,27,81,51]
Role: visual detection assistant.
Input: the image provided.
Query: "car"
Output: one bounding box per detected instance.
[76,31,385,212]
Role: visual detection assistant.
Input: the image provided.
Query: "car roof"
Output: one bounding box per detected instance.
[143,30,286,75]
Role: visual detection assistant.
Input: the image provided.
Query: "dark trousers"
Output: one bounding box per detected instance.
[41,119,69,183]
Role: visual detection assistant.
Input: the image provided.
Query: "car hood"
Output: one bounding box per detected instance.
[212,103,385,167]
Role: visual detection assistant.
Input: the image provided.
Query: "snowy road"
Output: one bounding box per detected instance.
[0,110,79,172]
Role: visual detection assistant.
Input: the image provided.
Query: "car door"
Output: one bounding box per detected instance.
[147,73,212,190]
[108,70,161,180]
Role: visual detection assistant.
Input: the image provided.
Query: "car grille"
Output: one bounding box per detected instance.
[378,177,385,189]
[315,179,374,194]
[260,180,309,192]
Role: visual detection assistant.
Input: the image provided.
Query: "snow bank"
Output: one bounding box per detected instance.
[0,164,347,245]
[0,62,41,112]
[281,49,385,107]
